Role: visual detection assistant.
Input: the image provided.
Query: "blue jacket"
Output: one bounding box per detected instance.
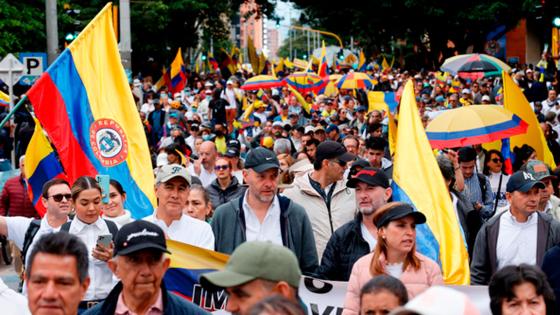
[83,282,208,315]
[543,244,560,305]
[211,194,319,275]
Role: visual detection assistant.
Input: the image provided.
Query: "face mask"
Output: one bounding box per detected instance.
[202,134,211,141]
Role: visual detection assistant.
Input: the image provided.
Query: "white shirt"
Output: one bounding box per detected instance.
[143,213,214,250]
[496,210,538,269]
[140,102,155,115]
[242,191,283,245]
[68,218,116,300]
[385,262,403,279]
[0,278,30,315]
[102,210,134,229]
[488,172,510,209]
[360,222,377,251]
[188,164,217,188]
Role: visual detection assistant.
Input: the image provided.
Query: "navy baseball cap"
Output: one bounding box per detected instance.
[244,147,280,173]
[506,170,546,193]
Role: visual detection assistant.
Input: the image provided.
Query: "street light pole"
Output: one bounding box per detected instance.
[46,0,59,65]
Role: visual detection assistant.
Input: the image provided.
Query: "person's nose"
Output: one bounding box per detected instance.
[41,281,58,301]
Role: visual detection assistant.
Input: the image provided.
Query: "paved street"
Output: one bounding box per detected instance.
[0,260,20,291]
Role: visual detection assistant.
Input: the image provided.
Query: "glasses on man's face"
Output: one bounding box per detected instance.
[491,158,503,164]
[215,165,229,171]
[49,194,72,202]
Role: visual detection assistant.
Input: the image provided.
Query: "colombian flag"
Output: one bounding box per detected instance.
[392,80,470,284]
[164,240,228,310]
[318,41,329,78]
[170,48,187,93]
[26,3,156,219]
[24,117,66,217]
[367,91,398,113]
[358,50,367,72]
[0,91,9,107]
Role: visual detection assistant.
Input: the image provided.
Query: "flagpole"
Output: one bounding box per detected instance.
[0,95,27,129]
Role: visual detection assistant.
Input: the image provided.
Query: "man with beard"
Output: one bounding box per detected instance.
[316,168,392,281]
[211,147,318,274]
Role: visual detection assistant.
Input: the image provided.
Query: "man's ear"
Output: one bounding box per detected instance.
[80,277,91,299]
[272,281,296,299]
[107,258,118,276]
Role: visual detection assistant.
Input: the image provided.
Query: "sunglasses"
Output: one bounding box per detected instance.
[215,165,229,171]
[49,193,72,202]
[491,158,503,163]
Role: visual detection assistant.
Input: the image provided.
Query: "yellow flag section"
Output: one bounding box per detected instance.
[367,91,389,112]
[502,72,556,168]
[392,80,470,284]
[66,3,157,214]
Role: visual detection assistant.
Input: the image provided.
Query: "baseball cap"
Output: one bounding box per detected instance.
[200,241,301,288]
[227,139,241,150]
[375,203,426,229]
[520,159,556,181]
[244,147,280,173]
[506,170,546,193]
[156,164,191,185]
[224,147,240,158]
[325,124,339,133]
[347,167,390,189]
[114,220,171,257]
[481,95,491,102]
[389,286,480,315]
[357,105,367,112]
[315,141,355,165]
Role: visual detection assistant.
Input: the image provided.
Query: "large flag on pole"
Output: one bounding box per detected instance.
[26,3,156,219]
[169,48,187,93]
[392,80,470,285]
[502,71,556,168]
[318,41,329,77]
[24,117,66,217]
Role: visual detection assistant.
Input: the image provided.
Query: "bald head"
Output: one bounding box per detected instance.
[199,141,217,170]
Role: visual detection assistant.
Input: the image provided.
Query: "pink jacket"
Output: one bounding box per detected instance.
[342,252,443,315]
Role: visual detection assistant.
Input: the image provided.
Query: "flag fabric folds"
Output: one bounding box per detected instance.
[0,90,9,107]
[26,3,157,219]
[170,48,187,93]
[502,71,556,168]
[164,240,228,307]
[318,41,329,77]
[24,117,66,217]
[391,80,470,285]
[358,50,367,72]
[367,91,398,113]
[154,67,169,92]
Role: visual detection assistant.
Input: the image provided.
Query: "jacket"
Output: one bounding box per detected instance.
[211,193,319,275]
[316,213,371,281]
[1,175,38,218]
[470,211,560,285]
[282,174,356,259]
[342,252,443,315]
[206,176,246,210]
[83,282,208,315]
[545,195,560,221]
[542,244,560,307]
[451,189,482,260]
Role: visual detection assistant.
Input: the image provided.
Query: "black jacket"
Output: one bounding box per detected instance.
[83,282,208,315]
[316,213,371,281]
[206,176,246,210]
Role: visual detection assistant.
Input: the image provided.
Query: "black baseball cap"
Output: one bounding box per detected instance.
[375,204,427,229]
[347,167,390,188]
[224,147,240,158]
[315,141,355,165]
[506,170,546,193]
[244,147,280,173]
[114,221,171,257]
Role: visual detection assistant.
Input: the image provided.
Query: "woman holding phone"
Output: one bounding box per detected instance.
[101,179,134,228]
[65,176,118,313]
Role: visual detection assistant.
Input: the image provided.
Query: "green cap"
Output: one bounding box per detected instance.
[521,159,556,181]
[200,241,301,288]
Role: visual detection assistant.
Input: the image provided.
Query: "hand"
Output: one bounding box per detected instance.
[473,202,483,211]
[92,242,114,262]
[445,149,459,168]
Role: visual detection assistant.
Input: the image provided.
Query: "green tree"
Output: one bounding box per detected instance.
[0,0,45,56]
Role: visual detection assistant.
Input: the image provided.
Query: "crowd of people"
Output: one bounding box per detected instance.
[1,56,560,314]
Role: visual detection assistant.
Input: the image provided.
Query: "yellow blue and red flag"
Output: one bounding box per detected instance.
[164,240,228,310]
[0,90,9,107]
[24,117,66,217]
[318,41,329,78]
[169,48,187,93]
[367,91,398,113]
[358,50,367,72]
[392,80,470,285]
[26,3,157,219]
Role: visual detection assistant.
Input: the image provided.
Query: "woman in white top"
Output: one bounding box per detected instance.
[483,149,510,211]
[69,176,116,312]
[101,179,134,228]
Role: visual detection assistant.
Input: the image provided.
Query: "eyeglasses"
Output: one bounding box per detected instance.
[215,165,229,171]
[491,158,503,163]
[49,194,72,202]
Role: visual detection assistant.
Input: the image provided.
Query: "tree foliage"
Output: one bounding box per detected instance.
[0,0,46,57]
[292,0,540,68]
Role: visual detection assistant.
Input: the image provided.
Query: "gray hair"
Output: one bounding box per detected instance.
[273,138,292,155]
[436,155,455,182]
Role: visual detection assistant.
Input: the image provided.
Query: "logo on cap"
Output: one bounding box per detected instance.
[523,171,535,181]
[170,166,182,174]
[126,228,159,241]
[353,169,377,178]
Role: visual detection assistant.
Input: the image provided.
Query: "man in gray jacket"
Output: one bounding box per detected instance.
[471,170,560,285]
[211,147,318,274]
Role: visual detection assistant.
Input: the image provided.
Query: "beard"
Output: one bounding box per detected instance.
[358,206,375,216]
[358,198,387,216]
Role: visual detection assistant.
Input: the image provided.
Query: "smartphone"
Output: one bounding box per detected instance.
[97,234,112,247]
[96,174,110,204]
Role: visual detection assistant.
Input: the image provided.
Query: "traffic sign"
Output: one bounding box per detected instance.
[18,52,47,86]
[0,54,24,87]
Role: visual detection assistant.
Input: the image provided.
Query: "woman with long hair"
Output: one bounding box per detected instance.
[342,202,443,315]
[483,149,510,210]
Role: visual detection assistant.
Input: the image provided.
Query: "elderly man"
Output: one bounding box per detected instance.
[283,141,356,259]
[189,141,218,187]
[26,232,90,315]
[84,221,208,315]
[144,164,214,249]
[317,167,392,281]
[471,170,560,285]
[200,241,301,315]
[211,147,318,274]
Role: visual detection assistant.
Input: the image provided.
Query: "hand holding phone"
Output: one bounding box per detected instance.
[97,234,112,248]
